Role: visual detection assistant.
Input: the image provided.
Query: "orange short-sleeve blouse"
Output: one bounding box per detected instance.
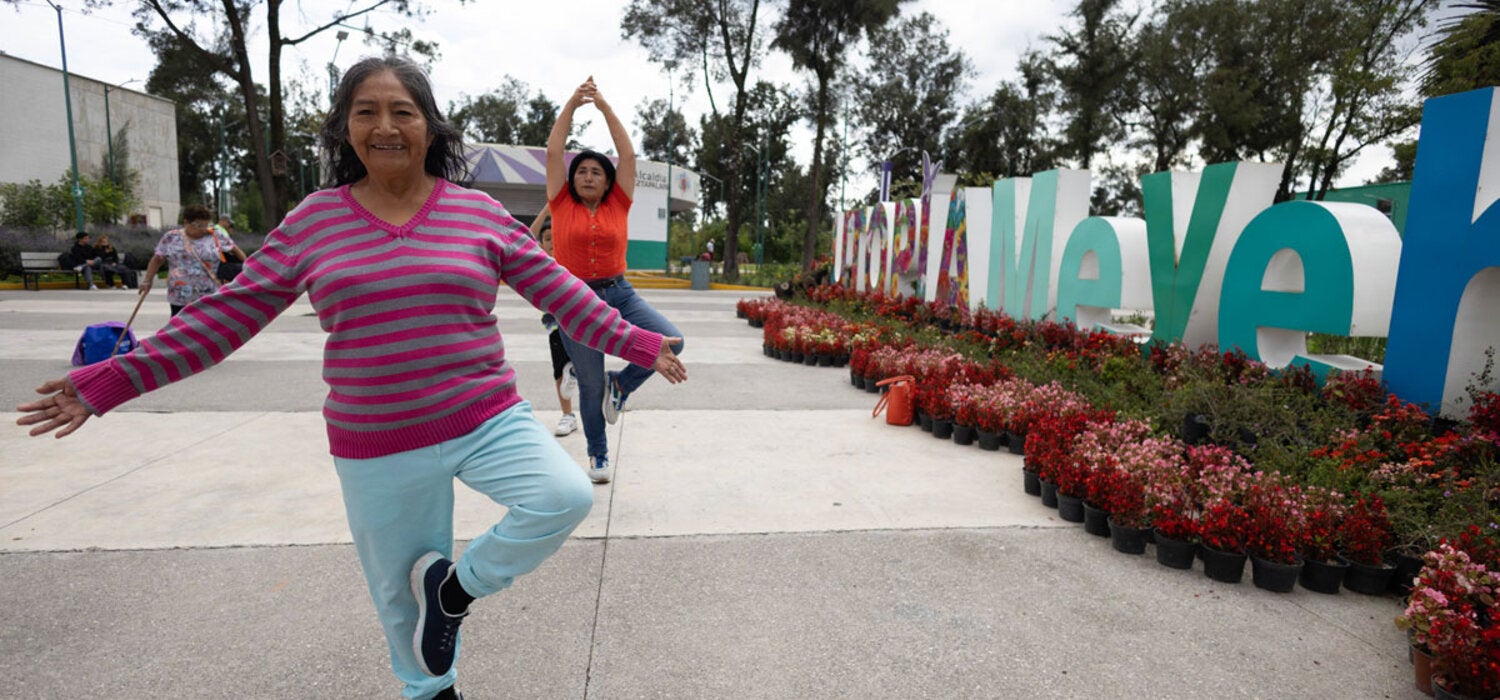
[548,186,632,281]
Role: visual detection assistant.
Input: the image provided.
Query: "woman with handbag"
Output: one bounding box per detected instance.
[213,217,248,284]
[15,55,686,700]
[137,204,240,316]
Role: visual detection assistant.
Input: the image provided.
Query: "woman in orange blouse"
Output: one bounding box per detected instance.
[546,76,685,485]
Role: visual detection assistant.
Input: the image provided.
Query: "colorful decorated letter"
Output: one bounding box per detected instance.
[891,199,921,297]
[1218,201,1401,372]
[1386,87,1500,416]
[865,204,890,293]
[917,153,943,300]
[936,188,969,307]
[1056,216,1153,331]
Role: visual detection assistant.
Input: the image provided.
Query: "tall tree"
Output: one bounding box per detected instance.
[144,29,236,209]
[449,77,563,147]
[773,0,908,269]
[1187,0,1342,199]
[634,98,699,166]
[624,0,768,282]
[1424,2,1500,96]
[944,51,1057,182]
[854,11,970,188]
[1129,1,1209,172]
[1301,0,1434,200]
[697,81,800,249]
[1048,0,1138,170]
[121,0,451,230]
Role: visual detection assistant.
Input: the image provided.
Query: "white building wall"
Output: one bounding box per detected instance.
[0,53,180,229]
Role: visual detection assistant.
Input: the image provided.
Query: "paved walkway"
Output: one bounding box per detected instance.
[1,287,1418,698]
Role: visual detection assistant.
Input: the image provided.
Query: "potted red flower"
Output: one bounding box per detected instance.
[1296,487,1349,594]
[1339,494,1396,595]
[1199,500,1251,583]
[1241,475,1306,592]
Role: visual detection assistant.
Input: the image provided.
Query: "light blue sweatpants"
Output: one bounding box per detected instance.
[333,401,594,699]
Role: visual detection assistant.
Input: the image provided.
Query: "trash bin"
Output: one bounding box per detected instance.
[690,259,710,290]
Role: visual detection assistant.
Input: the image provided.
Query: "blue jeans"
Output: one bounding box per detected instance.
[333,401,594,699]
[557,279,684,457]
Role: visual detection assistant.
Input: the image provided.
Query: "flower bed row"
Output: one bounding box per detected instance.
[738,288,1500,699]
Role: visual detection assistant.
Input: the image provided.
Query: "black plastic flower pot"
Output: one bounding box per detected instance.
[1341,555,1397,595]
[931,418,954,440]
[976,430,1003,451]
[864,376,881,393]
[1387,551,1423,596]
[1039,477,1058,507]
[1007,432,1026,455]
[1082,501,1111,537]
[1201,546,1247,584]
[1299,558,1348,595]
[919,411,933,432]
[1023,469,1041,497]
[1153,530,1198,569]
[1056,492,1085,523]
[952,424,977,446]
[1251,556,1302,593]
[1108,518,1150,555]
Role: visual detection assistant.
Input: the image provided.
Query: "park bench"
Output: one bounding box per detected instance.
[20,251,85,291]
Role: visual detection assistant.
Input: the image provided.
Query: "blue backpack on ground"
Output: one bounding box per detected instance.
[72,322,137,366]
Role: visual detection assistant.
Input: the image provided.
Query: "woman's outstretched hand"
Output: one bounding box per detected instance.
[16,377,93,438]
[654,336,687,384]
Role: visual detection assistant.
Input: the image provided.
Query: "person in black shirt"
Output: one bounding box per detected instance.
[67,233,106,290]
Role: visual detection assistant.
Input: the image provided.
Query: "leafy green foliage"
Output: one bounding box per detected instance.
[854,11,970,186]
[448,77,569,148]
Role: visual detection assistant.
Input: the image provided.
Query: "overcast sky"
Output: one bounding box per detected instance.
[2,0,1394,202]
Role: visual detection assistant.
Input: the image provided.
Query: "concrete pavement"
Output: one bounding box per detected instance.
[1,286,1419,698]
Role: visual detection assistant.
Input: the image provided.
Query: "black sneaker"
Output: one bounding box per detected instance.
[410,551,467,677]
[433,686,464,700]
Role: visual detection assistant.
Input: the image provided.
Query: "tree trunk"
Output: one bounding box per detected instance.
[222,1,278,231]
[266,2,288,224]
[802,77,831,270]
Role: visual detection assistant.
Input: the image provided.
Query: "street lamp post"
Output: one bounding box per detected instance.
[328,30,350,101]
[44,0,85,234]
[745,134,770,265]
[664,67,674,272]
[104,78,140,186]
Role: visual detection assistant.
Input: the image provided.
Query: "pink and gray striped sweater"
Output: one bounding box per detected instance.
[68,180,665,459]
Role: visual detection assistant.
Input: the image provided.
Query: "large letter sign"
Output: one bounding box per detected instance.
[1386,87,1500,416]
[1218,201,1401,372]
[992,170,1090,319]
[890,199,921,297]
[1141,162,1280,348]
[917,153,943,300]
[1056,216,1152,331]
[936,187,969,307]
[865,203,891,293]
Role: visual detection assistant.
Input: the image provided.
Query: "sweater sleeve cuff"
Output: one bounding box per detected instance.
[622,328,664,369]
[68,360,141,416]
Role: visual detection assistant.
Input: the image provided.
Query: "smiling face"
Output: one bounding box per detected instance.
[346,69,434,184]
[571,158,611,204]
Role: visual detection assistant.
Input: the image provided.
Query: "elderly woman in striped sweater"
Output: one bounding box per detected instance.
[15,55,685,700]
